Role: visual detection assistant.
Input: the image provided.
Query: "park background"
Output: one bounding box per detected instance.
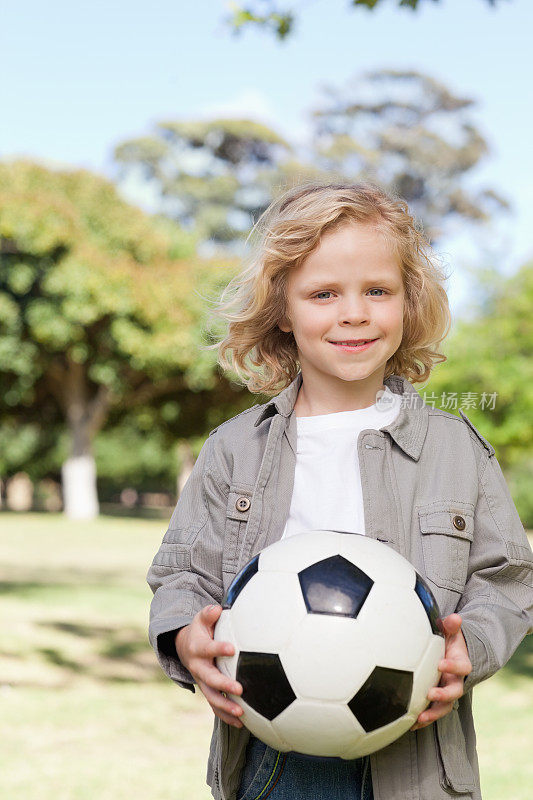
[1,1,531,797]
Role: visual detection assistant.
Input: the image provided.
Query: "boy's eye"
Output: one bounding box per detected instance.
[313,289,387,299]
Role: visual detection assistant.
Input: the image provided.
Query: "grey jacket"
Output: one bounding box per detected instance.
[147,373,533,800]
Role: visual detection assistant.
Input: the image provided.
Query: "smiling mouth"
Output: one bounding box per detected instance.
[329,339,378,347]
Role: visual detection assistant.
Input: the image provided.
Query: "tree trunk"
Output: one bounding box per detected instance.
[62,452,99,520]
[58,358,110,520]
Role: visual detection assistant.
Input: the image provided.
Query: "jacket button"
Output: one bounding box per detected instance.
[453,515,466,531]
[235,497,250,513]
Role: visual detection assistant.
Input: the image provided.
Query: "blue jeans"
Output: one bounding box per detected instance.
[236,736,374,800]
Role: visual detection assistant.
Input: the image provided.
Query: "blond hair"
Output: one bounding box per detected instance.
[209,181,451,395]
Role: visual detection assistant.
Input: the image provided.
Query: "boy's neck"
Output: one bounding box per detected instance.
[293,378,387,417]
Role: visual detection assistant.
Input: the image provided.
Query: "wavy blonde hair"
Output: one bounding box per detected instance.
[210,181,451,395]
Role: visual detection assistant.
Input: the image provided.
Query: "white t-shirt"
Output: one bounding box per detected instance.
[281,386,402,540]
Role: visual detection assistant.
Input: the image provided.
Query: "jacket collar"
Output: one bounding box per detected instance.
[254,371,429,461]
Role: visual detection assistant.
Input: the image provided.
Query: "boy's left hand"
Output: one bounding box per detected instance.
[410,613,472,731]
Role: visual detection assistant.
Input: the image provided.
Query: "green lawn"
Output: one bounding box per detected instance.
[1,513,531,799]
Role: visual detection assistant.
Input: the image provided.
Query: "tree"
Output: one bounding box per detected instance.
[426,259,533,470]
[113,118,293,252]
[308,69,509,242]
[426,257,533,526]
[225,0,507,41]
[0,159,245,519]
[114,71,508,256]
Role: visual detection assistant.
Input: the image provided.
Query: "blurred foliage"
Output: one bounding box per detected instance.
[310,69,509,242]
[505,455,533,529]
[114,118,293,248]
[427,260,533,525]
[225,0,505,41]
[115,73,506,254]
[0,159,252,480]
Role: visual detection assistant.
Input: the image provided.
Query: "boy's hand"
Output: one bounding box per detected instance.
[175,604,244,729]
[410,613,472,732]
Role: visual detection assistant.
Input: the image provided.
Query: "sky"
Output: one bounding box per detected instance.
[1,0,531,317]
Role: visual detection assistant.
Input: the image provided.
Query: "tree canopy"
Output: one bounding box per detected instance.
[427,259,533,470]
[310,69,509,242]
[114,118,292,249]
[225,0,506,41]
[114,70,507,251]
[0,159,245,515]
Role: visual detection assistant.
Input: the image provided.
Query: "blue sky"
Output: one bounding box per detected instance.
[1,0,531,316]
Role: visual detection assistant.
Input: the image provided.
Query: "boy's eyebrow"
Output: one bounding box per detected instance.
[302,275,401,289]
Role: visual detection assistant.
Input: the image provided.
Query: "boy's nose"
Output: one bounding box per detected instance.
[338,299,370,326]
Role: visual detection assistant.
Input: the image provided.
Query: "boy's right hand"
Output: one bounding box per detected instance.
[175,604,244,729]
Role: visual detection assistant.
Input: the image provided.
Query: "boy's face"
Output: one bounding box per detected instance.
[279,221,405,409]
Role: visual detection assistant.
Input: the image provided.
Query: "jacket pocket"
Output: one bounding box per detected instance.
[434,709,476,793]
[417,501,475,593]
[223,485,253,584]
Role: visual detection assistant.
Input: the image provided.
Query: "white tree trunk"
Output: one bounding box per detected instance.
[58,359,110,521]
[62,454,99,520]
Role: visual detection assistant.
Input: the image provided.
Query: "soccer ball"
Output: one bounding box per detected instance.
[214,531,444,758]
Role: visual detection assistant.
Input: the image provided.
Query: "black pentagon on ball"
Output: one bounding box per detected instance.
[298,554,373,618]
[222,554,259,609]
[236,651,296,720]
[348,666,413,732]
[414,573,444,637]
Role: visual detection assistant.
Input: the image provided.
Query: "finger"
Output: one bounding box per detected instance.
[441,613,462,636]
[428,681,464,703]
[439,665,470,683]
[202,682,244,717]
[203,698,244,728]
[216,711,244,728]
[438,658,472,676]
[199,681,245,727]
[194,662,243,696]
[191,637,236,661]
[418,701,454,725]
[410,701,454,730]
[199,604,223,630]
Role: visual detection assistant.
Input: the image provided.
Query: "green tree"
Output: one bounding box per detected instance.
[426,259,533,523]
[225,0,506,41]
[0,159,245,519]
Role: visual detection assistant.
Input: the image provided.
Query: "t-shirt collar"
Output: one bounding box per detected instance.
[254,371,429,461]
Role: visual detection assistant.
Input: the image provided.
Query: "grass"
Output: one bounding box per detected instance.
[1,512,531,799]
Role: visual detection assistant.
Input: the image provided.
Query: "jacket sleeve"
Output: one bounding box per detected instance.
[457,448,533,693]
[146,429,229,692]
